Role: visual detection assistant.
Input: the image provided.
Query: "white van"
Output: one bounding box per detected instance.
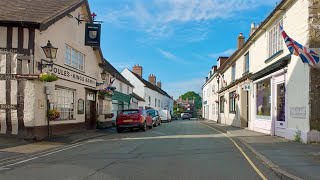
[160,110,171,122]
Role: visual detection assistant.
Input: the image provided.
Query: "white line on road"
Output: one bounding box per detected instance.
[200,123,268,180]
[0,143,85,169]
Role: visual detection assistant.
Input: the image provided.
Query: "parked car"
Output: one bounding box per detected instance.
[181,113,191,120]
[160,110,171,122]
[172,114,178,120]
[116,109,153,133]
[146,109,161,127]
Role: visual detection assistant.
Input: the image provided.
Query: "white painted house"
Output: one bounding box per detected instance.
[121,65,174,113]
[203,0,320,143]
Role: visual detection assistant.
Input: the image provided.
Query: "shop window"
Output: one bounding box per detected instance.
[65,45,85,71]
[256,78,271,118]
[244,52,249,73]
[268,19,283,57]
[229,91,236,114]
[54,88,75,120]
[220,96,224,113]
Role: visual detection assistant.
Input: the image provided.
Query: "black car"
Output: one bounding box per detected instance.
[146,109,161,127]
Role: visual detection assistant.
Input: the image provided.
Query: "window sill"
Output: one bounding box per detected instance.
[229,111,236,114]
[265,50,283,64]
[64,63,85,73]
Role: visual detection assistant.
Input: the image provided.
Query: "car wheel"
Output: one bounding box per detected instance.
[153,122,157,127]
[158,120,161,126]
[117,127,122,133]
[141,122,147,131]
[148,122,153,129]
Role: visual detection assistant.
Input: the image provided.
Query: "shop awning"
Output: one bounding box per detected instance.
[250,54,291,81]
[112,91,132,103]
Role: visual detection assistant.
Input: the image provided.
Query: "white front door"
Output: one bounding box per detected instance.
[274,76,286,137]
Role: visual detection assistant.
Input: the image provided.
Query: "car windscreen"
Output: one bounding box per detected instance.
[147,110,156,117]
[121,110,139,115]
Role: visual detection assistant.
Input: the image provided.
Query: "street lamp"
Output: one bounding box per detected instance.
[38,40,58,70]
[100,70,107,80]
[40,40,58,140]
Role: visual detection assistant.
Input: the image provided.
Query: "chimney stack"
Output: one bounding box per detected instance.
[148,74,156,85]
[157,81,162,88]
[237,33,245,49]
[132,64,143,77]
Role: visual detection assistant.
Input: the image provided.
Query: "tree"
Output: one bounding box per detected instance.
[179,91,202,110]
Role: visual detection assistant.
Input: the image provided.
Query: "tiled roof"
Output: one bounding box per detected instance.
[103,59,134,87]
[131,92,145,102]
[131,71,172,99]
[0,0,85,30]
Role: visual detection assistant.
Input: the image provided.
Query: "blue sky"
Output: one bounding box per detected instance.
[88,0,280,99]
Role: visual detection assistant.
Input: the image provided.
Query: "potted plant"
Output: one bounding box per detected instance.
[105,113,114,119]
[48,109,60,121]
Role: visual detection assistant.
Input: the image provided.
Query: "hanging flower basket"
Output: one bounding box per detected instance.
[105,113,114,119]
[98,89,113,99]
[39,73,58,82]
[48,109,60,121]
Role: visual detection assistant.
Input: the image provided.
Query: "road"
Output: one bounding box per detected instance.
[0,120,280,180]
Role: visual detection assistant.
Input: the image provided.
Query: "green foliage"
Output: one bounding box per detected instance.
[179,91,202,110]
[173,104,183,116]
[294,129,302,142]
[39,73,58,82]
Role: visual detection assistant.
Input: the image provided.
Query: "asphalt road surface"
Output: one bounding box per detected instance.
[0,119,280,180]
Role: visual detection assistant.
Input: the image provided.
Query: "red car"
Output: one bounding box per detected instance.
[116,109,153,133]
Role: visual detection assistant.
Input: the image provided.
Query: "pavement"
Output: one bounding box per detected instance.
[0,119,281,180]
[202,120,320,180]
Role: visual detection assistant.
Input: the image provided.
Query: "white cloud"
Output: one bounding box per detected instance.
[100,0,279,40]
[157,48,187,64]
[208,48,236,59]
[164,78,204,99]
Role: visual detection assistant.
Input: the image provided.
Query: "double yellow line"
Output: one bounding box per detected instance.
[201,123,267,180]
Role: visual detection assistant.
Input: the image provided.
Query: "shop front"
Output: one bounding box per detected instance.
[111,91,132,122]
[250,56,290,137]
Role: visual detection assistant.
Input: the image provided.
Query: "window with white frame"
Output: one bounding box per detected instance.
[212,85,215,95]
[212,104,215,115]
[127,86,129,94]
[155,98,157,107]
[244,52,249,73]
[158,99,160,107]
[231,64,236,81]
[65,45,85,71]
[54,88,75,120]
[119,83,123,93]
[268,19,283,57]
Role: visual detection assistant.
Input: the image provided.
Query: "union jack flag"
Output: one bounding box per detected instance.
[280,25,319,67]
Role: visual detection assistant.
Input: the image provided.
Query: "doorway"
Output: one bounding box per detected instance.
[85,90,97,129]
[273,76,286,137]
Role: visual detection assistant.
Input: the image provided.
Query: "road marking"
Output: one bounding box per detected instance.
[0,143,85,169]
[201,123,268,180]
[0,167,10,171]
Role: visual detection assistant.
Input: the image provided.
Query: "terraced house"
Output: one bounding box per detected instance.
[202,0,320,143]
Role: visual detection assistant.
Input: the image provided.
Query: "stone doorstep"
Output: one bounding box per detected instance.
[0,142,64,154]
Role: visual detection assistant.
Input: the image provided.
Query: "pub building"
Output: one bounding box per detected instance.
[0,0,112,139]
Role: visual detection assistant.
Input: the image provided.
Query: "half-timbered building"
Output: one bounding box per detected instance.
[0,0,108,139]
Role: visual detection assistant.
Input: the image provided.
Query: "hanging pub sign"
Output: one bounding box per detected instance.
[85,23,101,47]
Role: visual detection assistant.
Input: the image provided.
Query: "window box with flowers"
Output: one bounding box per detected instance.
[48,109,60,121]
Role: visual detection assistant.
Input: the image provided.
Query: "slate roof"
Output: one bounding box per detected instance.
[0,0,85,30]
[131,92,145,102]
[131,71,172,99]
[103,59,134,87]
